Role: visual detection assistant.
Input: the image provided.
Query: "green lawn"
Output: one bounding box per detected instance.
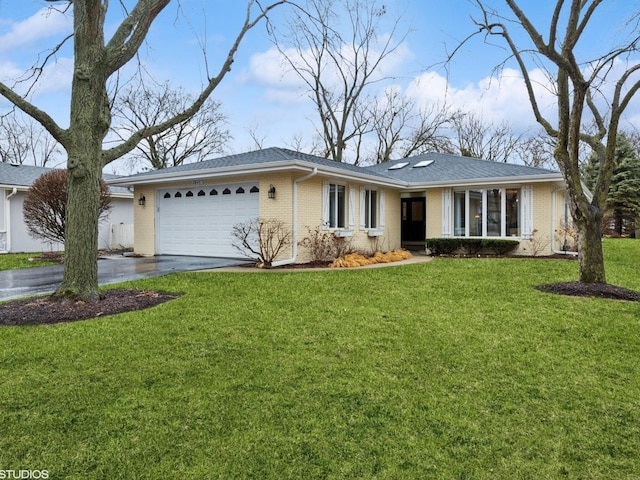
[1,240,639,479]
[0,252,60,270]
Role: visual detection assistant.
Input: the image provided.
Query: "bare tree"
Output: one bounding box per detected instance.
[450,112,522,162]
[0,113,62,166]
[274,0,407,164]
[0,0,286,300]
[512,130,557,169]
[112,80,231,170]
[367,89,455,163]
[468,0,640,284]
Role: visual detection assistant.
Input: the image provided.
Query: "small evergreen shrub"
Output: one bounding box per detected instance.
[426,238,460,255]
[483,239,520,255]
[426,238,520,256]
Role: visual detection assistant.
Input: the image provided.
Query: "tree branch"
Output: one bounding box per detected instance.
[103,0,287,165]
[0,81,67,146]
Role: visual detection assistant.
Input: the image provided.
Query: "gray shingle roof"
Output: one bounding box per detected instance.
[116,147,394,181]
[0,162,132,195]
[107,147,562,187]
[365,152,560,184]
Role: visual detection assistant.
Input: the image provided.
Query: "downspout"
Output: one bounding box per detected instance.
[272,167,318,267]
[3,188,18,253]
[551,186,578,256]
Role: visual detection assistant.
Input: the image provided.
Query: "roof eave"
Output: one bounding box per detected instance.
[405,173,564,190]
[0,184,29,190]
[106,160,406,189]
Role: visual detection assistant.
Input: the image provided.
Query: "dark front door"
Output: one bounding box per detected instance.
[401,198,426,248]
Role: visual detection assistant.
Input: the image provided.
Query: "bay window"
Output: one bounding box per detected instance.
[453,188,521,237]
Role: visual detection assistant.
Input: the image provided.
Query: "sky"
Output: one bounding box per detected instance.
[1,0,640,173]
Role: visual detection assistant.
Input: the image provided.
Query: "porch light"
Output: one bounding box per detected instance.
[138,194,146,206]
[268,184,276,199]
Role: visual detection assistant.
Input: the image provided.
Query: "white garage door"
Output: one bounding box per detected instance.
[157,182,260,257]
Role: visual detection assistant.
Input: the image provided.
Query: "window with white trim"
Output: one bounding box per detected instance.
[452,188,521,237]
[323,182,346,229]
[364,189,378,228]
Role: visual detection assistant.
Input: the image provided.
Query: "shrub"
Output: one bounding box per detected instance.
[426,238,460,255]
[299,225,353,263]
[482,239,520,255]
[23,169,112,244]
[524,229,551,257]
[231,218,292,267]
[426,238,520,256]
[463,238,484,255]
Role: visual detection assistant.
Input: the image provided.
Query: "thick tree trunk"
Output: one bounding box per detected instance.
[55,158,101,300]
[575,206,606,284]
[53,0,108,301]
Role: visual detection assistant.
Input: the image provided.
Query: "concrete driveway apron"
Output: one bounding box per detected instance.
[0,256,251,302]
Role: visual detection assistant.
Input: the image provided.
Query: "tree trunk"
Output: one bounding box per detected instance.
[575,205,606,284]
[55,158,101,300]
[54,0,108,301]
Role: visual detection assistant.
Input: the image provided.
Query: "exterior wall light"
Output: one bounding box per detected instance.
[268,184,276,199]
[138,194,146,206]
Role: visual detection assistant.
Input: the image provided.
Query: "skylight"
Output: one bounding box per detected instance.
[413,160,434,168]
[388,162,409,170]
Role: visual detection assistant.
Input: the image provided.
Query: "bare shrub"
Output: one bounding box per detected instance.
[298,225,353,263]
[524,229,551,257]
[23,169,112,244]
[555,222,579,252]
[232,218,292,267]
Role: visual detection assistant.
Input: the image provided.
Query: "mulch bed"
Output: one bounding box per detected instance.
[536,282,640,301]
[0,289,179,326]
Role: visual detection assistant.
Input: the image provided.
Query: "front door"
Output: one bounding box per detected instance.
[401,198,426,249]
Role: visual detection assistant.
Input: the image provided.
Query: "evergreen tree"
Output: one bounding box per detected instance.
[583,134,640,236]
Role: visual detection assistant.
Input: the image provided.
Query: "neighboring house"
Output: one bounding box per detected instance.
[0,162,134,253]
[107,147,572,264]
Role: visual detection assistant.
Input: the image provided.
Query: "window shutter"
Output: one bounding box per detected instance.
[442,189,452,237]
[521,185,534,238]
[379,190,386,229]
[359,187,366,229]
[322,180,330,229]
[349,185,356,230]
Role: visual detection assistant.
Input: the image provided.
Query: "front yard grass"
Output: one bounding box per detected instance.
[0,252,59,270]
[0,239,639,479]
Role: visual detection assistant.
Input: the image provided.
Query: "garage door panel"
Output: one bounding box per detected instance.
[157,183,259,257]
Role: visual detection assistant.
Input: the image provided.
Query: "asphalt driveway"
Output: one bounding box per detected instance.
[0,255,252,301]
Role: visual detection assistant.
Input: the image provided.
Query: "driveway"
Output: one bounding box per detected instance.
[0,255,252,301]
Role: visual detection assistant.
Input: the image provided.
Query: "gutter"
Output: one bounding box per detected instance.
[406,173,565,190]
[2,188,18,253]
[272,167,318,267]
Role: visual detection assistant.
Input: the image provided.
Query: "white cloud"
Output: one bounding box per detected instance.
[405,67,558,134]
[243,32,414,106]
[0,8,72,53]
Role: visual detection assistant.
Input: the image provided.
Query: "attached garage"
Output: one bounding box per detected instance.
[156,182,260,257]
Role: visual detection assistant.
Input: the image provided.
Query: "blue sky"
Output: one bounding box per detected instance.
[1,0,640,172]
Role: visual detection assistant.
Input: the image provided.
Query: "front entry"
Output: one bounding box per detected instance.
[401,197,426,250]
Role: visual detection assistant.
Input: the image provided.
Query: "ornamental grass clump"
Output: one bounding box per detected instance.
[330,249,412,268]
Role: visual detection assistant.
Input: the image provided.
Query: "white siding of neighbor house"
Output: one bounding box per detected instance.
[4,191,133,253]
[0,189,6,252]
